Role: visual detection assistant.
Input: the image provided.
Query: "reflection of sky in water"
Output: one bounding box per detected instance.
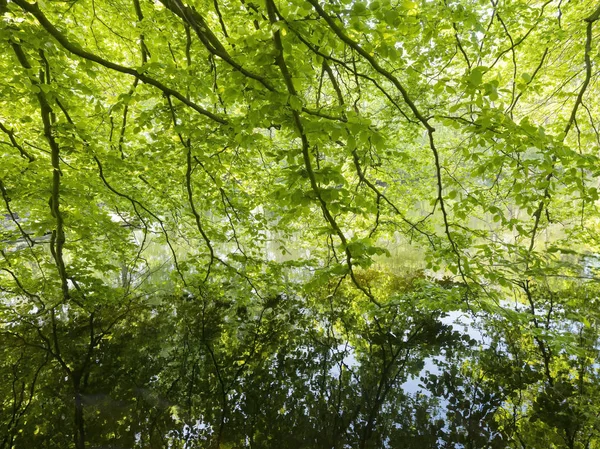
[327,310,490,397]
[401,310,488,395]
[328,342,358,378]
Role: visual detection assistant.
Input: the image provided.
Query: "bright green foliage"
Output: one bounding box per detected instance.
[1,0,600,447]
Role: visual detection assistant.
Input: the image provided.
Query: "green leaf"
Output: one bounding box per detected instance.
[289,95,303,112]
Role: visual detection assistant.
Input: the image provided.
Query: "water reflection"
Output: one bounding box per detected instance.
[1,274,599,448]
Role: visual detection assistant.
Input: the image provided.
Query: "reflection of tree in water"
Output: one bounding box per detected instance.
[3,271,599,449]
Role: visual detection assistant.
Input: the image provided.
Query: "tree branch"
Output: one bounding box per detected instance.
[12,0,227,124]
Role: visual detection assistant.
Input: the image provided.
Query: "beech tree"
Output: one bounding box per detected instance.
[1,0,600,447]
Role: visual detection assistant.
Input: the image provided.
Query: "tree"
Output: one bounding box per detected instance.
[1,0,600,447]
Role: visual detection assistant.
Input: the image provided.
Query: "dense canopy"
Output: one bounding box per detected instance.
[1,0,600,447]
